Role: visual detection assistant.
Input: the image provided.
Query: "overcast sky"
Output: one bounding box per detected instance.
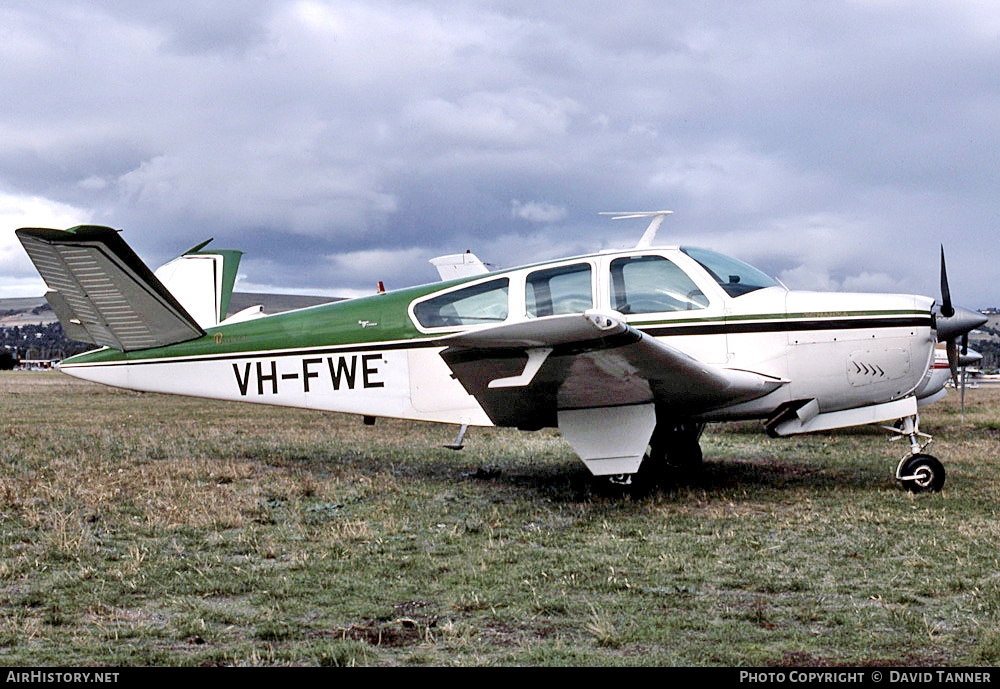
[1,1,997,306]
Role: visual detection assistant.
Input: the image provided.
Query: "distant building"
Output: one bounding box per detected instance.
[16,359,60,370]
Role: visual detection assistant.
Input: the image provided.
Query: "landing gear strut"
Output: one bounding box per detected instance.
[650,421,704,474]
[609,421,704,488]
[884,414,945,493]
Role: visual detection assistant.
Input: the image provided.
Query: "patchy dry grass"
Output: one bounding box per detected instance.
[1,371,999,665]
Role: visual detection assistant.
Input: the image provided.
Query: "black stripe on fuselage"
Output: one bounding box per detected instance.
[638,315,930,337]
[60,338,438,368]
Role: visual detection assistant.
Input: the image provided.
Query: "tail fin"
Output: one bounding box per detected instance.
[153,239,243,328]
[17,225,205,351]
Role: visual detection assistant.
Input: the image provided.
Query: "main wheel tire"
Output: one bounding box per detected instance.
[900,454,946,493]
[664,438,703,472]
[636,422,704,485]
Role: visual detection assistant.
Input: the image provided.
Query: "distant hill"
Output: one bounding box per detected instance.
[227,292,340,315]
[0,297,52,311]
[0,292,344,362]
[0,292,340,328]
[0,298,54,327]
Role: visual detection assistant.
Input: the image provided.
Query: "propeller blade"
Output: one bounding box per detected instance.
[940,245,955,318]
[935,245,982,421]
[947,338,960,388]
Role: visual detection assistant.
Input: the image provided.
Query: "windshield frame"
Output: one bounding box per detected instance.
[679,246,780,298]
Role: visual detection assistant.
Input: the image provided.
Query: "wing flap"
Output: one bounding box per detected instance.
[17,226,205,351]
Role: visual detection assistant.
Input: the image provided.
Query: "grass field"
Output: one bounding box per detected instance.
[1,371,999,666]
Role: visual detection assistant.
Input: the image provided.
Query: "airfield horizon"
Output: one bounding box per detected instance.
[1,372,999,666]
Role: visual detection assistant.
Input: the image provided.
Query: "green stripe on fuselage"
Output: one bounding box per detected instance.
[60,276,482,366]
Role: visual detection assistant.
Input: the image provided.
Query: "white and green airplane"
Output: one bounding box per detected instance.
[16,213,985,492]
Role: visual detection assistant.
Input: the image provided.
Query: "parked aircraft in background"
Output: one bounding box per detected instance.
[16,214,985,493]
[914,343,982,408]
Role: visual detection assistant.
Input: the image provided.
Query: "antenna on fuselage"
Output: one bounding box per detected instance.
[599,210,673,249]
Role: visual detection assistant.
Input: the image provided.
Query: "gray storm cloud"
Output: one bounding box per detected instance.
[1,0,997,307]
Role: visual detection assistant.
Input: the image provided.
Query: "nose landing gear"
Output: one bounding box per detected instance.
[884,414,945,493]
[898,454,946,493]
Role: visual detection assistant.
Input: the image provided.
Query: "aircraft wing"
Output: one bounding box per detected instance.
[438,312,785,428]
[17,226,205,351]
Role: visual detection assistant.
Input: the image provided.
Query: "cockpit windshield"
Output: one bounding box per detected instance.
[680,247,779,298]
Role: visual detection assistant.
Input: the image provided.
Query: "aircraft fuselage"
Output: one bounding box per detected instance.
[58,246,937,434]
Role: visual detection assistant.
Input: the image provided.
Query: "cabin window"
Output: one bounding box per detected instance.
[680,246,778,297]
[413,278,510,328]
[525,263,593,317]
[610,255,709,314]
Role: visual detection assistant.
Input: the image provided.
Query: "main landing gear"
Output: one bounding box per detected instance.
[884,414,946,493]
[608,421,705,488]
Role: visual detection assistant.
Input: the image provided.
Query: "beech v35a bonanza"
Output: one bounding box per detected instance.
[16,213,986,493]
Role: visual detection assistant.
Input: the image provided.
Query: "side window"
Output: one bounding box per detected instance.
[526,263,593,317]
[413,278,509,328]
[610,255,709,314]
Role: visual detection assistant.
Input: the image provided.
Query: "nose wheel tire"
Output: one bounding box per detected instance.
[898,454,945,493]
